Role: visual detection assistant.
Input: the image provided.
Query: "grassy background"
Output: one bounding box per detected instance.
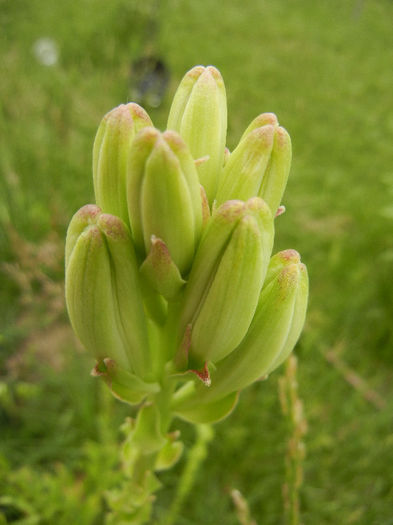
[1,0,393,523]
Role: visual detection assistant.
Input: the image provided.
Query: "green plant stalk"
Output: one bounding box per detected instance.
[160,423,214,525]
[105,372,179,524]
[107,374,214,525]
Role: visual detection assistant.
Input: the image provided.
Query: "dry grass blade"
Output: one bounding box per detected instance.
[231,488,257,525]
[324,342,386,411]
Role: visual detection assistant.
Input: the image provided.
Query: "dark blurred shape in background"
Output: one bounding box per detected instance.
[128,0,170,107]
[130,55,169,108]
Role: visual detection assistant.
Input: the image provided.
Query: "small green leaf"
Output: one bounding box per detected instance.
[155,439,184,471]
[91,359,160,405]
[174,391,239,424]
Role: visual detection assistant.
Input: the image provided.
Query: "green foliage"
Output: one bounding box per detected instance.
[1,0,393,523]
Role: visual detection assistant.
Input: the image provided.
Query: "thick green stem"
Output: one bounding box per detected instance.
[154,376,176,434]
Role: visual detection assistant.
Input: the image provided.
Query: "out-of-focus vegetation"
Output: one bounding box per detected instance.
[1,0,393,523]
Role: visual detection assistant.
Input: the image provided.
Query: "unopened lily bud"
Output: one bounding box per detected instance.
[140,236,185,300]
[97,213,153,379]
[167,65,227,203]
[93,103,152,223]
[215,116,292,215]
[177,197,274,368]
[127,127,202,275]
[265,253,309,374]
[215,124,276,205]
[65,205,151,379]
[66,209,130,370]
[198,250,308,402]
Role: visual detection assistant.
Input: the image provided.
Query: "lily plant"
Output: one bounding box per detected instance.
[65,65,308,524]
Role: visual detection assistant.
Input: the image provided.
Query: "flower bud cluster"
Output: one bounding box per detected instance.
[65,65,308,424]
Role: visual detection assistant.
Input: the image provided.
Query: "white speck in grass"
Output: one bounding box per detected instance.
[33,38,59,66]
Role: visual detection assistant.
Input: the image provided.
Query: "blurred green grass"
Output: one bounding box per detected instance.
[1,0,393,523]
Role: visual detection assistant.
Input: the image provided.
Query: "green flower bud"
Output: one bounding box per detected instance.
[97,213,153,379]
[127,128,202,275]
[215,124,276,205]
[194,250,308,403]
[65,205,151,379]
[167,65,227,204]
[140,236,185,300]
[265,252,309,374]
[176,197,274,368]
[66,208,129,370]
[215,115,292,215]
[177,200,253,339]
[93,103,152,224]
